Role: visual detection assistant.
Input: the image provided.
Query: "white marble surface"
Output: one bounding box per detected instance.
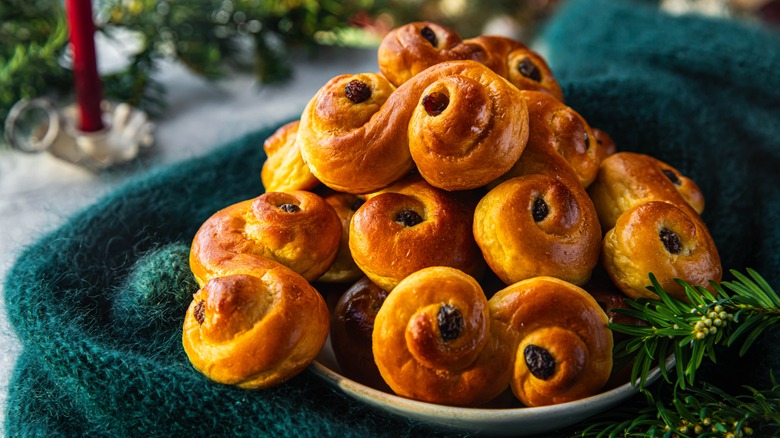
[0,44,379,434]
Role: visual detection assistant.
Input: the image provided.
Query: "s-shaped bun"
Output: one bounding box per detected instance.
[490,276,613,407]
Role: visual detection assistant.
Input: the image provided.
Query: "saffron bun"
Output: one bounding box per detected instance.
[330,277,389,389]
[349,175,484,292]
[587,152,705,231]
[601,201,722,300]
[377,22,563,100]
[372,267,512,406]
[296,72,404,193]
[494,91,600,188]
[406,62,529,191]
[297,60,530,193]
[185,190,339,388]
[317,191,365,283]
[190,190,342,284]
[489,276,613,407]
[182,268,329,389]
[473,174,601,286]
[260,120,319,192]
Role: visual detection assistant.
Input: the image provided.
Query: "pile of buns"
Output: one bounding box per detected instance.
[182,22,722,408]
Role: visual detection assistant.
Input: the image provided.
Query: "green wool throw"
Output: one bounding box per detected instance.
[5,0,780,436]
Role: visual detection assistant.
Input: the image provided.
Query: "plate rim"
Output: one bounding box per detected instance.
[309,353,674,435]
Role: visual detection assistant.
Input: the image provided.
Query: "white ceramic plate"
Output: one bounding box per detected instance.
[311,337,670,436]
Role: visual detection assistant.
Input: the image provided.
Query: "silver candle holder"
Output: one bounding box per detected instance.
[4,98,154,170]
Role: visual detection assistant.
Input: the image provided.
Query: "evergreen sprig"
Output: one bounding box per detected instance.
[611,269,780,393]
[578,270,780,437]
[1,0,380,143]
[580,378,780,437]
[0,0,73,137]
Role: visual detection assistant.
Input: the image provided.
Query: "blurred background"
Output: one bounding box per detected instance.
[1,0,778,145]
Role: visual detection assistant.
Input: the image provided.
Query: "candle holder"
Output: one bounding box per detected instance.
[4,98,154,170]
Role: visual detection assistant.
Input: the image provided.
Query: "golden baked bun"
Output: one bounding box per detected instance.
[330,277,388,389]
[297,72,405,193]
[473,174,601,286]
[378,22,563,100]
[377,22,482,86]
[261,120,319,192]
[317,191,365,283]
[372,267,512,406]
[190,190,342,284]
[503,91,600,188]
[406,62,529,190]
[183,268,329,389]
[349,175,484,291]
[588,152,705,231]
[297,60,530,193]
[502,36,563,102]
[602,201,722,300]
[489,276,613,407]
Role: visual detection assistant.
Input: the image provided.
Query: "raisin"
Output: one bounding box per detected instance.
[532,197,549,222]
[437,304,463,342]
[583,130,590,150]
[395,209,423,227]
[659,228,682,254]
[517,58,542,82]
[194,300,206,325]
[345,79,371,103]
[279,203,300,213]
[524,344,556,380]
[420,26,437,47]
[422,92,449,116]
[662,169,682,185]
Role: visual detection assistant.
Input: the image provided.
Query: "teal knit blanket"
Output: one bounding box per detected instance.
[5,0,780,436]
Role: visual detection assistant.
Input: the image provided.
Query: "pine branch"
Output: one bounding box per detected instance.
[579,270,780,437]
[610,269,780,393]
[1,0,380,142]
[580,378,780,437]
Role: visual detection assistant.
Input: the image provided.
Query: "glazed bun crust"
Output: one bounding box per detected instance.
[349,176,484,291]
[499,40,564,101]
[378,23,563,100]
[297,72,406,194]
[407,64,529,191]
[489,276,613,407]
[182,269,329,389]
[261,120,319,192]
[522,91,599,188]
[377,22,483,86]
[372,267,512,406]
[588,152,705,231]
[602,201,722,300]
[298,60,531,193]
[474,174,601,286]
[190,190,342,284]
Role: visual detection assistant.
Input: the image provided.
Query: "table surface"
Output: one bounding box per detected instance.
[0,42,379,434]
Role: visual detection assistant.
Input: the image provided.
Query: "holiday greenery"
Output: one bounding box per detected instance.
[581,379,780,437]
[0,0,382,144]
[612,269,780,393]
[578,271,780,437]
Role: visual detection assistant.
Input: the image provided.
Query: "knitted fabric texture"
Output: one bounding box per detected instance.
[5,0,780,436]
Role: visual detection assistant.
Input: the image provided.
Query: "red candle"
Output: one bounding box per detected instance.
[65,0,104,132]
